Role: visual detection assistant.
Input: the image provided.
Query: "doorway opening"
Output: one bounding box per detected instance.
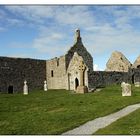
[132,75,135,84]
[75,78,79,90]
[8,85,13,93]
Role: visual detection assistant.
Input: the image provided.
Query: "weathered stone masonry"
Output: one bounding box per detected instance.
[0,57,46,93]
[88,71,131,89]
[0,29,140,93]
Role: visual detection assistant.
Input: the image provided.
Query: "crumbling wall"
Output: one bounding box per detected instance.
[0,57,46,93]
[65,42,93,72]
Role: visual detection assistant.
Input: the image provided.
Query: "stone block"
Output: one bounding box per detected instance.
[76,85,88,94]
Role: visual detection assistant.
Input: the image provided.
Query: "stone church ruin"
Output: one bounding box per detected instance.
[0,29,140,93]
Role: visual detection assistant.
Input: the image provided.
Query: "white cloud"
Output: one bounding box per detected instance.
[2,6,140,68]
[55,6,94,27]
[32,27,69,58]
[5,6,95,28]
[94,64,103,71]
[5,6,55,24]
[83,21,140,56]
[0,27,5,32]
[7,18,24,26]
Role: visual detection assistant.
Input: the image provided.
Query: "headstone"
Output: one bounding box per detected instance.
[44,80,48,91]
[121,82,125,87]
[135,82,140,87]
[121,82,131,96]
[23,80,28,95]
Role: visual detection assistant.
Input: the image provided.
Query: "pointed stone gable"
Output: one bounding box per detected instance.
[65,29,93,72]
[105,51,132,72]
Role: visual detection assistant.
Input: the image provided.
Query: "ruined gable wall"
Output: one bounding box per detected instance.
[0,57,46,93]
[46,55,67,89]
[65,42,93,72]
[88,71,131,89]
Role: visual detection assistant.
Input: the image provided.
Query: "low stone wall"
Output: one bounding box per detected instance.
[0,57,46,93]
[88,71,131,89]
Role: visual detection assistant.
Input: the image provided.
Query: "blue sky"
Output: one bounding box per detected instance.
[0,6,140,70]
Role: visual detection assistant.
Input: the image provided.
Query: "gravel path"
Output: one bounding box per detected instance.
[62,103,140,135]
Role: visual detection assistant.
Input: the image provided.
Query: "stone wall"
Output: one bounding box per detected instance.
[0,57,46,93]
[88,71,131,89]
[46,55,67,89]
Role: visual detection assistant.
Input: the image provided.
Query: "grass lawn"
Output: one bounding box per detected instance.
[0,85,140,135]
[94,108,140,135]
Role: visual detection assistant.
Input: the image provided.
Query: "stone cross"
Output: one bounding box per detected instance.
[44,80,48,91]
[23,80,28,95]
[78,60,86,86]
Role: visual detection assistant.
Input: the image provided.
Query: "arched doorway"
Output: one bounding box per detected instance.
[75,78,79,90]
[8,85,13,93]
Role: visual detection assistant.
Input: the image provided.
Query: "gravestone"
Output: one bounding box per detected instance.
[23,80,28,95]
[44,80,48,91]
[135,82,140,87]
[121,82,131,96]
[76,60,88,93]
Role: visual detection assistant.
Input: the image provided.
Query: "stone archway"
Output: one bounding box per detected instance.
[75,78,79,90]
[8,85,13,93]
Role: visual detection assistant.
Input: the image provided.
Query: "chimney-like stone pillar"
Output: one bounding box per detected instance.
[74,29,82,44]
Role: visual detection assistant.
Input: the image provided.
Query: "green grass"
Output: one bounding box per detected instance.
[94,108,140,135]
[0,85,140,135]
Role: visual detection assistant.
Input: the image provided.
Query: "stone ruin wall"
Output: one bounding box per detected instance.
[88,71,131,89]
[65,42,93,72]
[46,55,68,89]
[0,57,46,93]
